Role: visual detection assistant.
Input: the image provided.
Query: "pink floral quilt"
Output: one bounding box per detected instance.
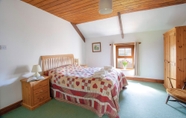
[48,65,128,118]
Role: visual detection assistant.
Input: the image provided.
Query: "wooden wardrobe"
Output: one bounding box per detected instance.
[164,26,186,89]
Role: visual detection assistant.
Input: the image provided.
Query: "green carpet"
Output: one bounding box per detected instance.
[1,80,186,118]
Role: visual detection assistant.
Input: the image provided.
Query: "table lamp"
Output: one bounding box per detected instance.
[32,65,42,77]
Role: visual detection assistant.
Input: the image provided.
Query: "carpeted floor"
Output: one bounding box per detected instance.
[1,80,186,118]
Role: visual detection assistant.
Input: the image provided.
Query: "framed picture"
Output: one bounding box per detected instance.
[92,42,101,52]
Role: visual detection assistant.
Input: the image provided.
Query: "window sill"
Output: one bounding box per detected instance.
[116,68,134,70]
[120,68,134,70]
[119,68,134,76]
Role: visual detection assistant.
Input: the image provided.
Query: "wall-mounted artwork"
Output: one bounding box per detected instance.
[92,42,101,52]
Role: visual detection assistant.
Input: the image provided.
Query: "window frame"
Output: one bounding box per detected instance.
[115,45,134,69]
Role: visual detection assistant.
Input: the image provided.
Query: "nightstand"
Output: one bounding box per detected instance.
[20,76,51,110]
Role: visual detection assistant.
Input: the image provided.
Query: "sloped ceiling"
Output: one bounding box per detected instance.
[77,3,186,39]
[21,0,186,24]
[21,0,186,39]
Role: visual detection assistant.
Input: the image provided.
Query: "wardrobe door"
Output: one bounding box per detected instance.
[169,31,176,88]
[176,27,186,88]
[164,34,170,88]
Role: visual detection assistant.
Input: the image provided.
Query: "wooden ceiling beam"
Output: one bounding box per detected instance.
[117,12,124,39]
[71,23,85,42]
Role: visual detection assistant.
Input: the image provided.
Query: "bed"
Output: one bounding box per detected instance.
[41,54,128,118]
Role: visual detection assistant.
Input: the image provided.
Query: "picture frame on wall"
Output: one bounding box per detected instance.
[92,42,101,52]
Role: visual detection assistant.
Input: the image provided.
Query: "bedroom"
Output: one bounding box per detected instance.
[0,0,186,118]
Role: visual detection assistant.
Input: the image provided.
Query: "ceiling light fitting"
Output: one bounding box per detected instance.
[99,0,113,15]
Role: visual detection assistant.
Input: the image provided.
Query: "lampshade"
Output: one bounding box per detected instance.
[32,65,42,77]
[99,0,113,14]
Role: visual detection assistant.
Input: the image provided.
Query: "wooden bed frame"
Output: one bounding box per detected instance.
[40,54,104,116]
[41,54,75,74]
[40,54,127,118]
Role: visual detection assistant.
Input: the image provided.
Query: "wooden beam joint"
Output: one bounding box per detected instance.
[71,23,85,42]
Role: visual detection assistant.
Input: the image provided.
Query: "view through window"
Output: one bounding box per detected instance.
[116,45,134,69]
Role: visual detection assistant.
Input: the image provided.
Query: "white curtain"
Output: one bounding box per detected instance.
[110,43,116,68]
[134,42,139,76]
[111,42,139,72]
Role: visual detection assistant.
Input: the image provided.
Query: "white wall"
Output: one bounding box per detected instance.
[0,0,85,109]
[183,20,186,25]
[86,30,167,80]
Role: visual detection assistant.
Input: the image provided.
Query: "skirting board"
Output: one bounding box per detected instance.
[0,77,163,116]
[126,76,164,84]
[0,100,22,116]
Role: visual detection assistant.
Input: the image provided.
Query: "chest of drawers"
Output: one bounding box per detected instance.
[20,76,51,110]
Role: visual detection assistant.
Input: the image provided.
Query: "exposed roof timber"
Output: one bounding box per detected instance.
[118,12,124,39]
[71,23,85,42]
[22,0,186,24]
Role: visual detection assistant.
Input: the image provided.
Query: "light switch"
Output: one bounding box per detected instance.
[2,45,6,50]
[0,45,7,50]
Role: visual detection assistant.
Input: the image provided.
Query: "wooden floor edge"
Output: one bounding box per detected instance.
[0,100,22,116]
[126,76,164,84]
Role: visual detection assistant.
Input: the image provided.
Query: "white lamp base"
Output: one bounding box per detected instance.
[34,72,40,77]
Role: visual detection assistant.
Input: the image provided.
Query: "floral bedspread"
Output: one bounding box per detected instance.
[48,65,128,118]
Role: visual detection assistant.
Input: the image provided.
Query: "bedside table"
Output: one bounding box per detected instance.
[20,76,51,110]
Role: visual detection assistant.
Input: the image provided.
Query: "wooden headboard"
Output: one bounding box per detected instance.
[41,54,74,74]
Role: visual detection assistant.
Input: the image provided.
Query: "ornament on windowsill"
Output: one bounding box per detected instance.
[122,60,128,70]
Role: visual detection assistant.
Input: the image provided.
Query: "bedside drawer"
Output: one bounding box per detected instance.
[33,80,48,90]
[21,76,51,110]
[33,93,49,105]
[34,86,49,97]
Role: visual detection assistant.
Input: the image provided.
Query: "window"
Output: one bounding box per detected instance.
[116,45,134,69]
[118,48,132,56]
